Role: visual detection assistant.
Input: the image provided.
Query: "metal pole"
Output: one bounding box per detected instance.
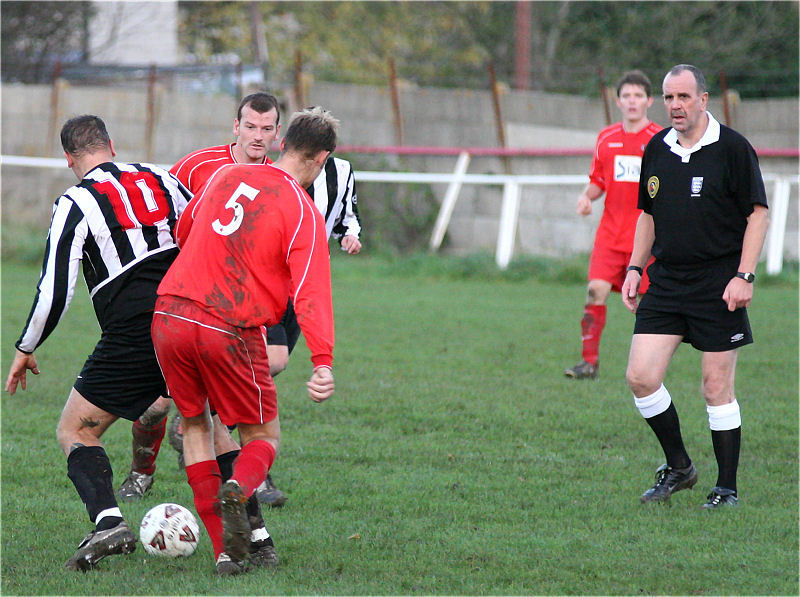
[48,61,63,155]
[765,178,790,275]
[719,70,731,127]
[598,66,611,126]
[388,57,404,146]
[294,50,305,110]
[514,1,532,90]
[145,64,157,162]
[430,151,472,251]
[489,62,511,174]
[496,180,521,269]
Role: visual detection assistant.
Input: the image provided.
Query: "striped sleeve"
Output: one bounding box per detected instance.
[16,196,87,353]
[308,157,362,242]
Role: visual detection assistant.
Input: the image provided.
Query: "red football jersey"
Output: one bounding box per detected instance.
[588,121,662,251]
[170,143,271,194]
[158,163,334,368]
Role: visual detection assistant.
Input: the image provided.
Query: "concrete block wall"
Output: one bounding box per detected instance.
[2,81,797,261]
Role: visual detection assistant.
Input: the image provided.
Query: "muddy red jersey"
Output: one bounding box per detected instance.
[170,144,271,194]
[589,121,662,251]
[158,163,334,368]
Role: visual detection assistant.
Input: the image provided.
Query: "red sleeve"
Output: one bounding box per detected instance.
[174,196,198,248]
[284,182,334,369]
[588,132,607,190]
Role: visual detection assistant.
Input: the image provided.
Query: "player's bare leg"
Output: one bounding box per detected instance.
[117,396,171,500]
[565,279,612,379]
[254,344,289,507]
[58,389,136,570]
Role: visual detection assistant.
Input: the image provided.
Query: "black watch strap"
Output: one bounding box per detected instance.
[736,271,755,283]
[626,265,643,275]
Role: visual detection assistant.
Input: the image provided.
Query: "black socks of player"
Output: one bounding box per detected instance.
[644,402,692,470]
[711,427,741,492]
[67,445,119,525]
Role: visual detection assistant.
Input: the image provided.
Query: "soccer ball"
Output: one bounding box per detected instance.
[139,503,200,557]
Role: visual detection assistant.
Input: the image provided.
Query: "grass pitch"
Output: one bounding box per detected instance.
[1,253,797,595]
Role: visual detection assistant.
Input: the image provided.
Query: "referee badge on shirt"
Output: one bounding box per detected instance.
[691,177,704,197]
[647,176,659,199]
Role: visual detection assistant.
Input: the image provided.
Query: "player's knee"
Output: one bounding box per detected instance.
[701,377,733,405]
[138,397,171,427]
[626,366,658,397]
[586,281,610,305]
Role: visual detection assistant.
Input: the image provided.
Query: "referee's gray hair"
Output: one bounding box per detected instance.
[665,64,707,94]
[283,106,339,158]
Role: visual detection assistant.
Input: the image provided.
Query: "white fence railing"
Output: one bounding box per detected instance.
[2,153,797,272]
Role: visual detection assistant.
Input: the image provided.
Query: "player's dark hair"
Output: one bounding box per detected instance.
[60,115,111,156]
[666,64,707,94]
[616,70,653,97]
[237,92,281,124]
[283,107,338,158]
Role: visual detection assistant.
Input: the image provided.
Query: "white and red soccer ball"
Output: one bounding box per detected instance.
[139,503,200,557]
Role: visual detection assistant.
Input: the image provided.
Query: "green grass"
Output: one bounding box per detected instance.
[2,252,798,595]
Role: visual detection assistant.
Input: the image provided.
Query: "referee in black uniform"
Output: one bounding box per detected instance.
[621,65,770,508]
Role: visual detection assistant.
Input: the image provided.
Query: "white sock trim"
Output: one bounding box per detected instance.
[95,507,123,525]
[251,527,270,542]
[707,400,741,431]
[634,384,672,419]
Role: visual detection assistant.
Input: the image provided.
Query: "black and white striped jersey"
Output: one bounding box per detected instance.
[307,156,361,242]
[15,162,191,353]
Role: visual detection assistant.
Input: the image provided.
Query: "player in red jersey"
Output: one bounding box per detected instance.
[116,93,282,501]
[151,107,338,575]
[169,92,281,194]
[564,70,663,380]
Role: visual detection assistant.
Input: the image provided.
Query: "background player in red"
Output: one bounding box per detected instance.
[4,115,190,571]
[564,70,662,380]
[151,107,338,575]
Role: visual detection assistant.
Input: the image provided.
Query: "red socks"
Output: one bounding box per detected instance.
[232,440,276,498]
[185,442,276,559]
[186,460,224,558]
[131,417,167,475]
[581,304,607,366]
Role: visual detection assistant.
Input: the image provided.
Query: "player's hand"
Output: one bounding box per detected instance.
[621,272,641,313]
[5,349,40,395]
[722,277,753,312]
[576,196,592,216]
[341,235,362,255]
[307,366,334,403]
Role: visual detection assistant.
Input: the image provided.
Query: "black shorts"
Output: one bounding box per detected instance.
[634,259,753,352]
[73,311,165,421]
[266,299,302,353]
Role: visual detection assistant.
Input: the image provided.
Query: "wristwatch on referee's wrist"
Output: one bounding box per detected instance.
[735,271,755,283]
[626,265,643,275]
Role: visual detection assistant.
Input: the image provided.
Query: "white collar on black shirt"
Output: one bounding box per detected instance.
[662,112,721,163]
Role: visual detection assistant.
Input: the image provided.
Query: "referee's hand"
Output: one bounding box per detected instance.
[622,271,641,313]
[5,349,40,395]
[723,277,754,311]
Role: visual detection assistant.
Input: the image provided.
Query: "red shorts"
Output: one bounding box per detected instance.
[151,295,277,426]
[588,244,652,293]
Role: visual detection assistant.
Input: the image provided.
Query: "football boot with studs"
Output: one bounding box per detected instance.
[640,463,698,503]
[702,486,738,509]
[64,520,137,571]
